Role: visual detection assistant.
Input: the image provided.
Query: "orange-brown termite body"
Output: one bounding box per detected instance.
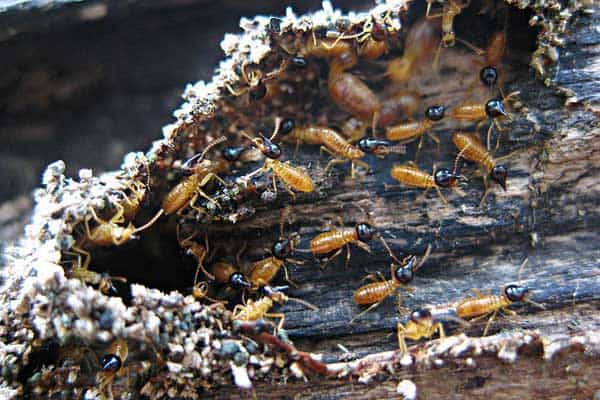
[387,19,439,83]
[378,91,420,128]
[389,162,465,204]
[397,309,446,353]
[248,236,302,289]
[452,132,508,204]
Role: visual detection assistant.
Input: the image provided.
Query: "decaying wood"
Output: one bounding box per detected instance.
[1,0,600,398]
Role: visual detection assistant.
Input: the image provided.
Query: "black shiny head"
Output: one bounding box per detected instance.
[393,256,417,284]
[504,284,529,302]
[480,66,498,87]
[280,118,295,136]
[434,168,459,188]
[258,135,282,159]
[268,18,282,34]
[485,98,507,118]
[356,223,377,241]
[229,272,251,290]
[249,83,267,101]
[101,354,122,373]
[290,57,307,69]
[222,146,246,162]
[410,308,432,323]
[272,238,293,259]
[425,105,445,121]
[358,138,390,154]
[491,164,507,190]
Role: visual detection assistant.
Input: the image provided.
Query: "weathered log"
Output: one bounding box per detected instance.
[1,1,599,399]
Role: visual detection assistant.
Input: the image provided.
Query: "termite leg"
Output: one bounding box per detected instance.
[319,247,344,270]
[397,324,408,353]
[349,301,384,324]
[482,309,498,336]
[266,312,286,332]
[72,246,92,270]
[282,264,298,288]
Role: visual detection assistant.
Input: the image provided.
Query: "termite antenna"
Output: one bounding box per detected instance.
[183,136,228,169]
[132,209,164,233]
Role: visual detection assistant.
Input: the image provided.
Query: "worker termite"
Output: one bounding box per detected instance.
[68,267,127,295]
[386,19,439,84]
[281,121,369,178]
[357,137,406,159]
[97,338,129,399]
[389,162,466,204]
[240,123,315,199]
[328,49,381,134]
[232,285,318,331]
[452,131,509,205]
[350,245,432,324]
[425,0,484,68]
[397,308,445,354]
[449,92,519,151]
[248,235,303,289]
[307,215,398,269]
[159,136,228,216]
[385,105,446,157]
[177,226,214,281]
[378,91,420,128]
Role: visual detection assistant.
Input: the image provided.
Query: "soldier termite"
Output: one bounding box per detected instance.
[452,259,545,335]
[232,285,318,331]
[358,137,406,159]
[240,122,315,199]
[388,162,466,204]
[449,91,519,151]
[397,308,446,353]
[350,245,432,324]
[479,30,507,95]
[452,131,510,205]
[210,261,252,290]
[385,105,446,158]
[97,338,129,399]
[386,18,439,84]
[226,61,288,103]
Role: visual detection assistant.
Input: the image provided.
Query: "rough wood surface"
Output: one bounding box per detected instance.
[1,1,600,398]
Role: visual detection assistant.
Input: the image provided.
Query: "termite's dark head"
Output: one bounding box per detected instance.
[258,135,282,159]
[229,272,251,290]
[410,308,432,324]
[358,138,390,154]
[280,118,295,136]
[356,223,377,241]
[393,255,417,284]
[222,146,246,162]
[425,105,445,121]
[249,83,267,101]
[480,66,498,87]
[504,284,529,302]
[485,98,507,119]
[100,354,122,373]
[491,164,507,190]
[272,238,294,259]
[268,17,282,35]
[434,168,461,188]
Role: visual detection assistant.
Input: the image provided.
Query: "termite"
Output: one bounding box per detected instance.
[350,245,432,324]
[385,105,446,156]
[177,226,214,281]
[425,0,484,69]
[97,338,129,399]
[449,92,518,151]
[232,285,318,331]
[159,136,228,216]
[397,308,445,354]
[210,261,252,290]
[248,235,303,289]
[479,31,507,94]
[240,123,315,199]
[386,19,439,84]
[226,61,287,103]
[378,91,420,128]
[357,137,407,159]
[308,218,398,269]
[356,13,398,60]
[454,284,543,335]
[389,162,466,204]
[452,131,508,205]
[68,267,127,296]
[328,49,381,134]
[282,121,369,178]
